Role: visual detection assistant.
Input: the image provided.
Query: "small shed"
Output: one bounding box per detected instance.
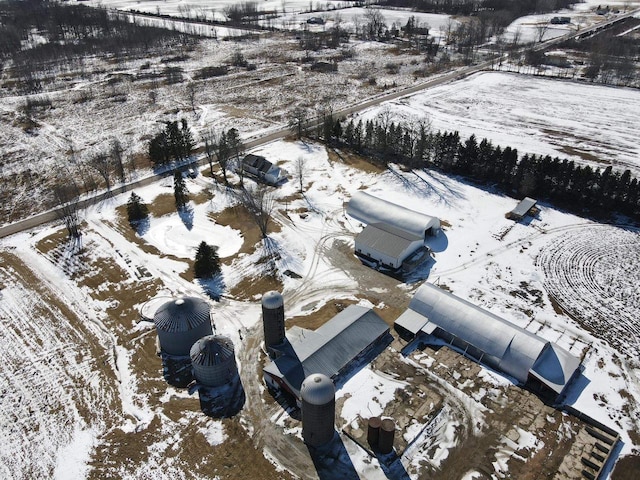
[506,197,539,221]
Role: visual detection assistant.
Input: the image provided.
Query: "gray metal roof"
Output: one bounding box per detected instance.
[355,223,422,259]
[396,283,580,392]
[347,191,440,239]
[190,335,235,366]
[510,197,537,218]
[300,374,335,406]
[154,297,211,332]
[263,305,389,398]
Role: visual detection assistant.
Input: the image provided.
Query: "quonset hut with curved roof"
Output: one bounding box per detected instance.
[190,335,237,387]
[154,297,213,356]
[347,191,440,271]
[395,283,581,399]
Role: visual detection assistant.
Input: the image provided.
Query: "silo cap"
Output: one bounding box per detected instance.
[262,291,284,309]
[301,373,335,405]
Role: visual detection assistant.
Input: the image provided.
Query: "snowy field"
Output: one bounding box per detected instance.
[2,136,639,478]
[359,71,640,176]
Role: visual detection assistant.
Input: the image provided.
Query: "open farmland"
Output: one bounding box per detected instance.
[359,71,640,176]
[1,1,640,478]
[2,136,640,478]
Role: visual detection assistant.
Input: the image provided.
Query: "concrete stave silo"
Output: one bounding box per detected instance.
[190,335,237,387]
[301,373,335,447]
[154,297,213,356]
[262,291,285,353]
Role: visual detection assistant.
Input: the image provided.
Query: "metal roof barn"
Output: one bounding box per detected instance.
[154,297,213,357]
[263,305,390,399]
[347,191,440,239]
[507,197,538,220]
[190,335,237,387]
[395,283,580,395]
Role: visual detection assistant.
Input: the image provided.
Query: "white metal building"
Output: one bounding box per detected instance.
[395,283,580,397]
[347,192,439,271]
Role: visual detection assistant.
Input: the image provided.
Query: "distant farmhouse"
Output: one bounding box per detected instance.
[395,283,581,401]
[506,197,539,221]
[347,191,440,273]
[242,154,287,185]
[263,304,391,401]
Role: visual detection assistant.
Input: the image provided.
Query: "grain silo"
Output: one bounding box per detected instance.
[378,418,396,454]
[262,291,285,352]
[154,296,213,356]
[301,373,335,447]
[190,335,237,387]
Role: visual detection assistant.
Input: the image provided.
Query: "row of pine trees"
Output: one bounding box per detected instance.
[317,116,640,220]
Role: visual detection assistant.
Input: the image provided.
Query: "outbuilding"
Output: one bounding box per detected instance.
[395,283,581,399]
[347,192,440,272]
[263,305,391,400]
[506,197,539,221]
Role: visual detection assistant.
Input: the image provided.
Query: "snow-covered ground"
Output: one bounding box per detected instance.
[2,133,638,478]
[358,71,640,176]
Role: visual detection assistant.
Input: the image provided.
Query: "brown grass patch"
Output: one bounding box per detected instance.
[612,455,640,480]
[148,192,178,218]
[287,299,359,331]
[326,147,384,174]
[229,273,282,300]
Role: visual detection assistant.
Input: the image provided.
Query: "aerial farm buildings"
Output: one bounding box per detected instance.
[263,298,391,400]
[395,283,581,399]
[347,191,440,272]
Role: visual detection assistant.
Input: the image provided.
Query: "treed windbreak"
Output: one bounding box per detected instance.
[0,0,196,92]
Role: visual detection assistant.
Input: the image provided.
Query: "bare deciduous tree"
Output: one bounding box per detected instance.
[288,106,309,139]
[90,152,114,191]
[293,156,308,194]
[52,180,82,240]
[238,185,275,238]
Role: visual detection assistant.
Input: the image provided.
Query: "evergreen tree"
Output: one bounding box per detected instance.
[180,118,195,159]
[174,170,189,209]
[194,241,221,278]
[127,192,149,225]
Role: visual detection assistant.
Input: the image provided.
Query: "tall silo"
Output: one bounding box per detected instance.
[301,373,335,447]
[154,297,213,356]
[262,291,285,352]
[190,335,237,387]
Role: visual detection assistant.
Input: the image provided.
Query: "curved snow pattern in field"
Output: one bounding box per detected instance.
[538,226,640,354]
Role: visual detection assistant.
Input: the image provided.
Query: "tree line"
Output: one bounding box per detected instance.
[306,114,640,221]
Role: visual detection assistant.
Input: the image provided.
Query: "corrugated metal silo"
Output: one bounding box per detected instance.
[190,335,237,387]
[154,297,213,356]
[378,418,395,454]
[301,373,335,447]
[262,291,285,351]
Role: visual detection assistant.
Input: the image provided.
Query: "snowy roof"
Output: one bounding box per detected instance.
[355,223,422,258]
[347,191,440,239]
[510,197,537,218]
[263,305,389,399]
[396,283,580,393]
[154,297,211,332]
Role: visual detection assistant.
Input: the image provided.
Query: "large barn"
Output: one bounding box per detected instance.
[263,305,390,400]
[346,192,440,271]
[395,283,581,399]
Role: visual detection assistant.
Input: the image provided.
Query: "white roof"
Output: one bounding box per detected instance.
[355,223,422,259]
[396,283,580,394]
[347,191,439,239]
